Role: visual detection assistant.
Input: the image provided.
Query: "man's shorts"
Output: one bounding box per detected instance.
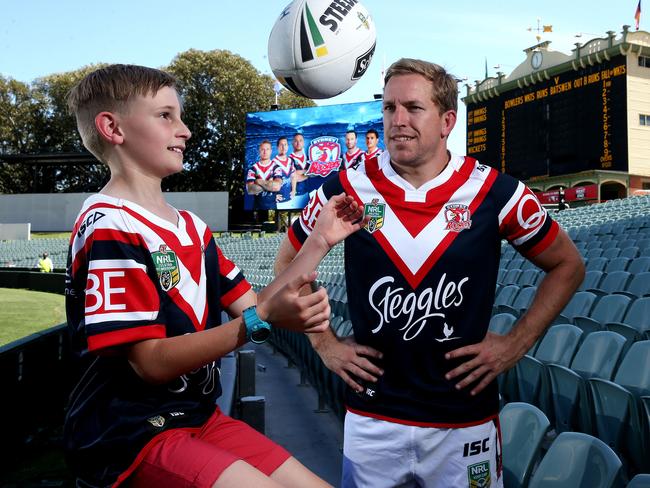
[342,411,503,488]
[120,408,291,488]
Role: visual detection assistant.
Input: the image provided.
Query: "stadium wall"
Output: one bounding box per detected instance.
[0,192,229,231]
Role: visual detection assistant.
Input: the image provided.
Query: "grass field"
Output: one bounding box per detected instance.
[0,288,65,346]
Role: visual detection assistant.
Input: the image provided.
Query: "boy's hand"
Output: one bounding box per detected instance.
[311,193,369,250]
[258,271,331,333]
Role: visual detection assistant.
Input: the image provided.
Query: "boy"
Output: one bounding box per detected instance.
[64,64,366,488]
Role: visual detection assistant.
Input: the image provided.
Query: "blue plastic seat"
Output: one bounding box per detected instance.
[517,268,540,287]
[620,246,640,259]
[577,270,604,292]
[527,432,623,488]
[628,256,650,274]
[615,272,650,299]
[606,257,631,273]
[573,294,631,334]
[500,402,550,488]
[602,247,621,260]
[627,474,650,488]
[548,331,627,434]
[587,271,631,298]
[606,297,650,343]
[493,285,521,315]
[553,291,597,325]
[588,340,650,473]
[586,257,608,272]
[502,268,522,285]
[488,313,517,335]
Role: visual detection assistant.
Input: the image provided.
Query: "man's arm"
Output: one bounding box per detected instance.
[247,181,262,195]
[275,234,384,393]
[445,229,585,395]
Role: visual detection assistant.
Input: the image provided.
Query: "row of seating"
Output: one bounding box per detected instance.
[500,402,650,488]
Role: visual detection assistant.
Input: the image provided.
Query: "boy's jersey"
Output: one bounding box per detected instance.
[344,148,364,170]
[64,194,251,486]
[273,156,295,200]
[289,152,558,426]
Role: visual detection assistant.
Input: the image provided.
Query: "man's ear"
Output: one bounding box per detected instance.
[441,110,457,139]
[95,112,124,145]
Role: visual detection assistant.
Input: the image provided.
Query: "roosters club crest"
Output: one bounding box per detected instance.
[444,204,472,232]
[306,136,342,177]
[364,198,386,233]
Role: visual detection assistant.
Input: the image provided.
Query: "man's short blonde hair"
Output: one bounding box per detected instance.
[384,58,458,114]
[67,64,177,162]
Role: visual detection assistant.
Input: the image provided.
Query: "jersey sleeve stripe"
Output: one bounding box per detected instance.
[88,259,147,271]
[498,181,525,226]
[85,311,159,325]
[521,219,559,258]
[225,266,241,281]
[87,323,166,351]
[287,226,303,251]
[220,279,252,307]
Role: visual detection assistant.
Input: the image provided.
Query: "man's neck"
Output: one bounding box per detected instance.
[390,151,451,189]
[347,147,359,155]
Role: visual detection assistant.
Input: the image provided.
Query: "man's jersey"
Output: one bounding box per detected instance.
[272,156,295,201]
[364,147,383,161]
[290,151,310,195]
[289,152,558,426]
[247,160,278,208]
[64,194,251,486]
[344,148,364,170]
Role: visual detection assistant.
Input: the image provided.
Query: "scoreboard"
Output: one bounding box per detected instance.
[466,55,628,180]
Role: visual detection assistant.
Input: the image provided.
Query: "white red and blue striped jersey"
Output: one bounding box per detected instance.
[344,148,364,169]
[289,152,558,427]
[273,156,295,200]
[64,194,250,486]
[364,147,383,161]
[289,151,308,171]
[246,160,278,190]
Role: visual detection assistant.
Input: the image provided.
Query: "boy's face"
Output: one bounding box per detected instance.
[116,86,191,177]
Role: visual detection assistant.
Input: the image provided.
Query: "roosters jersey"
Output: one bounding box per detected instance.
[364,147,383,161]
[289,152,558,426]
[247,160,278,209]
[272,156,295,201]
[64,194,251,486]
[290,151,309,195]
[344,148,364,170]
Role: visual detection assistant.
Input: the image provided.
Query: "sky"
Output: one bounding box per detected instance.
[0,0,642,153]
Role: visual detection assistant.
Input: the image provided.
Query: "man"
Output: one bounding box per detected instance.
[38,252,53,272]
[289,133,310,196]
[275,58,584,487]
[246,140,280,210]
[343,130,364,170]
[272,136,296,203]
[364,128,382,161]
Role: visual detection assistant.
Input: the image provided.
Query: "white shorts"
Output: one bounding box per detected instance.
[342,412,503,488]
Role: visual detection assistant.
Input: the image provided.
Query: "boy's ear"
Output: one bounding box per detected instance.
[95,112,124,145]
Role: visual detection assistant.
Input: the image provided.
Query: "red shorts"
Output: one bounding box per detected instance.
[116,408,291,488]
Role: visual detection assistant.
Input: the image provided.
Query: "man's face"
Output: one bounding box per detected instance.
[277,138,288,156]
[382,73,456,168]
[292,134,304,152]
[345,132,357,150]
[365,132,378,151]
[259,143,272,161]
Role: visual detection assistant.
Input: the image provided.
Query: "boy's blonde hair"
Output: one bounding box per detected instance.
[384,58,458,114]
[67,64,177,162]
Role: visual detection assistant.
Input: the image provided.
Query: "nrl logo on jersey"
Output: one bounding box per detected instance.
[444,204,472,232]
[147,415,165,428]
[364,198,385,233]
[306,136,342,177]
[152,244,180,291]
[467,460,490,488]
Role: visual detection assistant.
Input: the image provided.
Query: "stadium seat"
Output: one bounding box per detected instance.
[527,432,623,488]
[615,272,650,299]
[514,324,582,412]
[628,257,650,274]
[553,291,597,325]
[573,294,631,334]
[602,247,622,260]
[493,285,520,315]
[606,257,632,273]
[588,340,650,473]
[586,248,604,259]
[500,402,550,488]
[627,474,650,488]
[517,268,540,287]
[620,247,640,259]
[577,270,604,292]
[606,297,650,344]
[502,268,522,285]
[585,257,608,272]
[507,258,525,270]
[498,286,537,317]
[586,271,631,298]
[488,313,517,335]
[548,331,627,434]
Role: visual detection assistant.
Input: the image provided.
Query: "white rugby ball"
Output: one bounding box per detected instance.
[268,0,376,99]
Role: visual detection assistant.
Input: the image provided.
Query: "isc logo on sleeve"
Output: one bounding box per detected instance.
[85,259,159,324]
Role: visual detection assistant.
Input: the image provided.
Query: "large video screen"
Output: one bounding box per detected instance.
[465,55,628,180]
[244,100,384,211]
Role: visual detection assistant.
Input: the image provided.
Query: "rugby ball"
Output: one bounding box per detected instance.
[268,0,376,99]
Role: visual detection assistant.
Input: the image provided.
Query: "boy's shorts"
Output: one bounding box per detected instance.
[342,411,503,488]
[119,407,291,488]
